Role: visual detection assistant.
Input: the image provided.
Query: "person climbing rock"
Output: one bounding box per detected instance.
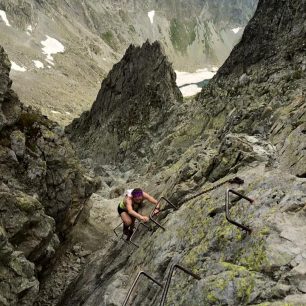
[118,188,160,240]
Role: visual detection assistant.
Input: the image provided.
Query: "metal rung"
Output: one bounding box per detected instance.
[122,264,200,306]
[159,264,201,306]
[149,197,178,230]
[122,271,163,306]
[113,222,144,248]
[129,222,151,248]
[113,222,123,238]
[225,189,254,233]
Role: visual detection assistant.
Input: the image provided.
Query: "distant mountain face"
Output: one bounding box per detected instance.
[0,0,258,124]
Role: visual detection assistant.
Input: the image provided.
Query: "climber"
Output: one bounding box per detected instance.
[118,188,160,239]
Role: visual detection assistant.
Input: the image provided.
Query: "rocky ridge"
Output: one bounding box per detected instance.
[66,40,183,170]
[0,46,99,305]
[61,0,306,305]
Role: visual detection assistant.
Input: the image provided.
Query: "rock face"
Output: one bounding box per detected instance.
[195,0,306,178]
[0,46,99,305]
[59,0,306,305]
[66,41,183,170]
[217,0,306,77]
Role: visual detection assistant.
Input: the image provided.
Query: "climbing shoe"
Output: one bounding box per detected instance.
[123,226,134,240]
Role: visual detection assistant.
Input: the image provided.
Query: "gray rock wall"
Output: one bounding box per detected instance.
[60,0,306,305]
[0,45,99,305]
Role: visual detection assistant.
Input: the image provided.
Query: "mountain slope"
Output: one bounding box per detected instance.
[0,0,257,124]
[59,0,306,305]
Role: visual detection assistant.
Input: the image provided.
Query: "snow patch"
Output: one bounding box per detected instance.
[148,10,155,24]
[10,61,27,72]
[0,10,11,27]
[46,58,54,66]
[175,68,218,97]
[232,27,242,34]
[51,110,61,114]
[65,111,71,115]
[179,84,202,97]
[41,35,65,66]
[33,60,44,69]
[26,25,32,36]
[175,68,216,87]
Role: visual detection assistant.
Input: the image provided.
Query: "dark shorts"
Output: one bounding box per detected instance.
[117,205,127,215]
[117,205,139,216]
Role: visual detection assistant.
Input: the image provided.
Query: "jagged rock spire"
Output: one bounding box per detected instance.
[67,40,182,170]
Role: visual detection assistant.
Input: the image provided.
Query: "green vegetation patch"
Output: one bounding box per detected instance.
[205,265,256,305]
[18,112,42,129]
[170,18,197,54]
[101,31,117,50]
[16,194,41,213]
[129,25,136,33]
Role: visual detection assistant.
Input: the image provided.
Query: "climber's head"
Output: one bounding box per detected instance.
[132,188,143,203]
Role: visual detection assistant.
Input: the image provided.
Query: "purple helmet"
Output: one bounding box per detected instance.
[131,188,143,198]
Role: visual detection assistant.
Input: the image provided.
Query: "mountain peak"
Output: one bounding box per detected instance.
[67,40,182,170]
